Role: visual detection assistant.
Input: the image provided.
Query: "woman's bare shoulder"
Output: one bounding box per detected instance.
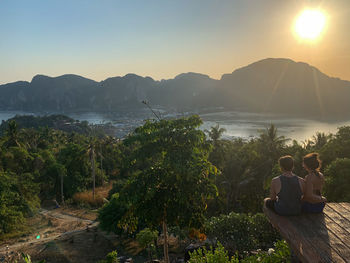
[304,174,312,181]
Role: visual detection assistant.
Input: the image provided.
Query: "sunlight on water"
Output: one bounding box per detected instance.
[1,111,349,142]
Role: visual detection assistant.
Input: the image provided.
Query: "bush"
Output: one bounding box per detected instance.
[204,213,280,255]
[98,250,119,263]
[188,240,290,263]
[136,228,158,248]
[241,240,290,263]
[324,158,350,202]
[188,242,239,263]
[0,171,39,234]
[98,193,135,235]
[136,228,158,261]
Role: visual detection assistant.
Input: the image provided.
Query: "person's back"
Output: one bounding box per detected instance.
[302,153,326,213]
[265,155,305,216]
[274,174,303,215]
[305,171,325,198]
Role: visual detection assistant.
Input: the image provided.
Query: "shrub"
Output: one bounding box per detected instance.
[324,158,350,202]
[188,242,239,263]
[188,240,290,263]
[21,253,46,263]
[136,227,158,248]
[240,240,290,263]
[204,213,279,255]
[98,250,119,263]
[136,228,159,261]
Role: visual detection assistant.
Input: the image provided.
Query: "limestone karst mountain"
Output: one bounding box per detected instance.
[1,58,349,120]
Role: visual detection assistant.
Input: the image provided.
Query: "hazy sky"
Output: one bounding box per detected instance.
[1,0,350,84]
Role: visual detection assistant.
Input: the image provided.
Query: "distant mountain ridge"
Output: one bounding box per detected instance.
[1,58,349,120]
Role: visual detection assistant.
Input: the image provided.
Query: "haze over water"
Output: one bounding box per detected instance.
[1,110,349,142]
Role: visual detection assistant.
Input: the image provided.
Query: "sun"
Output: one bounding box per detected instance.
[294,9,326,40]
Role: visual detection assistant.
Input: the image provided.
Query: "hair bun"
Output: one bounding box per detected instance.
[303,152,321,171]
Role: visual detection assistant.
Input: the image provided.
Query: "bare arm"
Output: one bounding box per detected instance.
[299,177,306,197]
[269,179,277,200]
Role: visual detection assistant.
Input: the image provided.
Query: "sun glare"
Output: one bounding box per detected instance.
[294,9,326,41]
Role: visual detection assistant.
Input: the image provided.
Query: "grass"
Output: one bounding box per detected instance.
[72,182,113,208]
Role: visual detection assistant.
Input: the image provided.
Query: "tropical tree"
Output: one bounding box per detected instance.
[206,124,227,171]
[258,124,288,161]
[99,116,218,263]
[205,124,226,145]
[324,158,350,202]
[3,120,21,148]
[303,132,332,151]
[257,124,288,182]
[87,137,97,199]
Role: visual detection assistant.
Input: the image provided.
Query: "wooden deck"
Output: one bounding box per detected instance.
[264,203,350,263]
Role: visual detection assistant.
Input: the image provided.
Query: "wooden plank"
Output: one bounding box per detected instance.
[291,212,346,263]
[338,202,350,215]
[324,204,350,235]
[264,203,350,262]
[322,214,350,251]
[264,206,324,262]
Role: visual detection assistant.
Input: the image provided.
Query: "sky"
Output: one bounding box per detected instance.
[1,0,350,84]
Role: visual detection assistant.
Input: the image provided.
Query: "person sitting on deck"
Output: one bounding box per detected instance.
[264,155,306,215]
[301,153,327,213]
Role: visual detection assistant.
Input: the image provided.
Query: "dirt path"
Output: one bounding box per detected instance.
[0,208,98,255]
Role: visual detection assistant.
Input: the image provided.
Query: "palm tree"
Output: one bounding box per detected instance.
[310,132,332,150]
[205,124,226,144]
[4,120,21,148]
[257,124,289,193]
[258,124,288,160]
[87,137,97,200]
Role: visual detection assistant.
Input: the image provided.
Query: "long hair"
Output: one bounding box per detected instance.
[303,152,321,176]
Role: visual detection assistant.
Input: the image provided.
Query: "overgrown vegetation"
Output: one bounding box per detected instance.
[204,213,280,254]
[0,116,122,236]
[1,114,350,261]
[188,240,290,263]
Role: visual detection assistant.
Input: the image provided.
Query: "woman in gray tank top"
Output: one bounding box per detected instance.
[265,155,306,216]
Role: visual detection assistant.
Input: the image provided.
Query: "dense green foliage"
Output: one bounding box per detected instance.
[204,213,280,254]
[99,116,218,234]
[324,158,350,202]
[188,242,239,263]
[99,116,218,262]
[0,114,116,137]
[0,116,122,235]
[205,123,350,215]
[239,240,290,263]
[98,250,119,263]
[136,228,159,261]
[1,113,350,261]
[136,228,158,249]
[188,240,290,263]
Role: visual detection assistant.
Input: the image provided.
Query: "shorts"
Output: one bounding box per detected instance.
[302,201,325,213]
